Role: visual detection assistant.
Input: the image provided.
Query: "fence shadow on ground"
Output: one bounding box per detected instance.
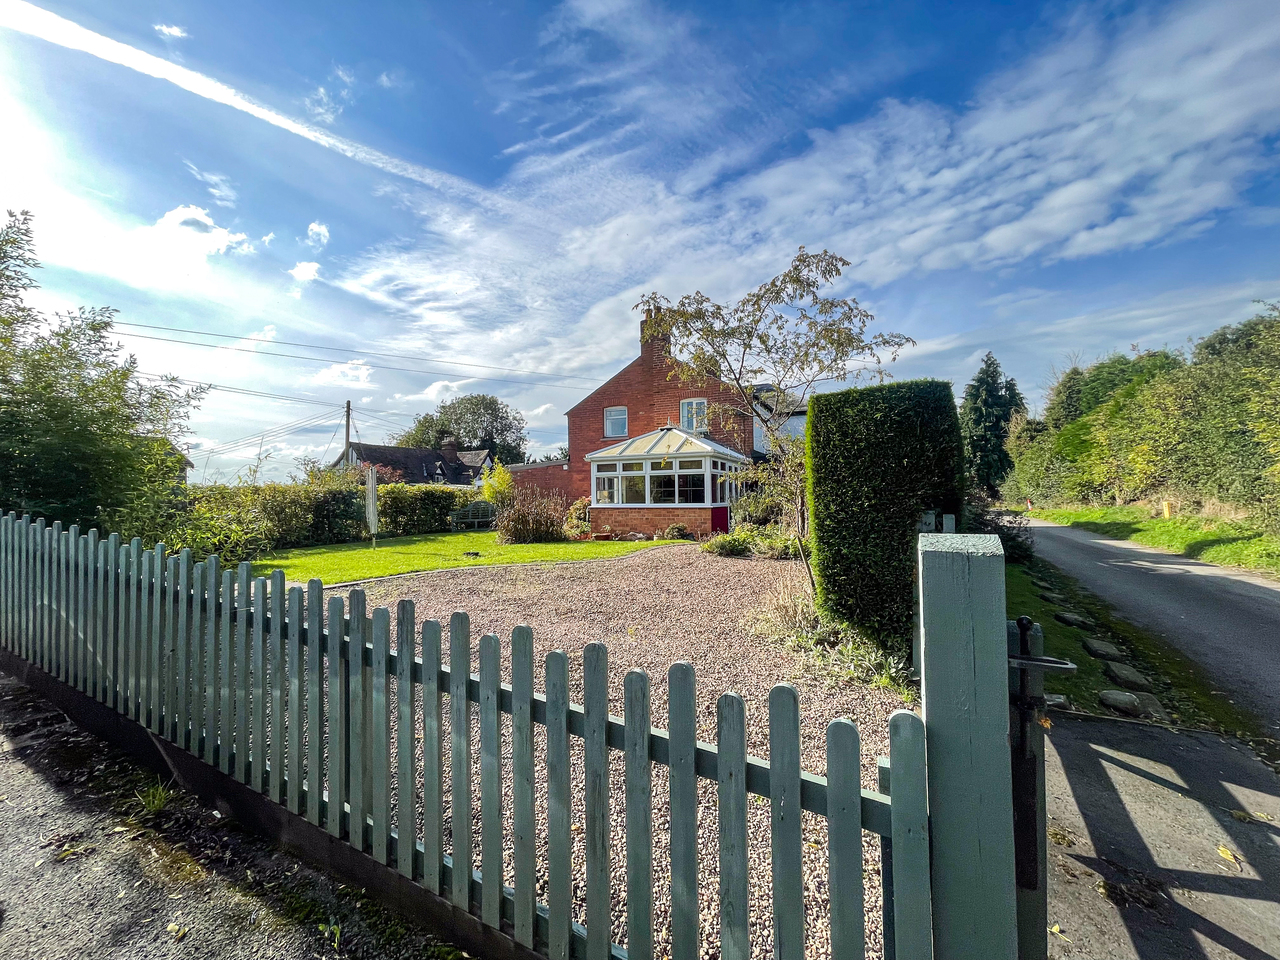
[0,673,449,959]
[1047,714,1280,960]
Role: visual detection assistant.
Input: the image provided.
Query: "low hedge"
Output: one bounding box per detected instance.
[377,483,471,538]
[807,379,964,650]
[182,482,472,561]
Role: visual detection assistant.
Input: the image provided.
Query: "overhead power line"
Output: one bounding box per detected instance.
[113,321,605,386]
[195,408,343,460]
[118,330,593,391]
[137,372,338,408]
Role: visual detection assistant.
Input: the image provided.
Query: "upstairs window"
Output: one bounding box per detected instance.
[681,398,707,432]
[604,406,628,437]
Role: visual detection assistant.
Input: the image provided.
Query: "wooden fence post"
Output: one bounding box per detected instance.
[917,533,1017,960]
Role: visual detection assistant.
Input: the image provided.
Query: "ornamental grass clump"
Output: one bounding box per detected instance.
[495,488,570,544]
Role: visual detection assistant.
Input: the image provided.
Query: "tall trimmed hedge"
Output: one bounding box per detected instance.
[807,379,964,649]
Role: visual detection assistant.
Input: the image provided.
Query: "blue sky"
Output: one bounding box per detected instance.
[2,0,1278,480]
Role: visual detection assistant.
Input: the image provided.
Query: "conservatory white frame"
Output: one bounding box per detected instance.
[585,426,749,509]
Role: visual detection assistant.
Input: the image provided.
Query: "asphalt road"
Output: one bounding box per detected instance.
[1045,714,1280,960]
[1028,519,1280,732]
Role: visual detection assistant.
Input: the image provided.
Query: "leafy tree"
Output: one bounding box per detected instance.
[1002,312,1280,521]
[395,393,528,464]
[541,443,570,462]
[635,246,912,593]
[1043,367,1084,429]
[479,461,515,510]
[959,352,1025,497]
[0,210,202,529]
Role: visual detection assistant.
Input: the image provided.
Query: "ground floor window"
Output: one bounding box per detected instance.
[595,475,616,504]
[678,472,705,504]
[622,474,646,503]
[649,473,676,504]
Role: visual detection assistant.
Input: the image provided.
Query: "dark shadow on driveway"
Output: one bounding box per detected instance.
[1046,713,1280,960]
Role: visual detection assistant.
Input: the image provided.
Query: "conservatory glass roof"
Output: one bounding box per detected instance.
[584,425,750,462]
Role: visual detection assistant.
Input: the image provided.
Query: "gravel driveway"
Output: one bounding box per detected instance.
[355,544,907,960]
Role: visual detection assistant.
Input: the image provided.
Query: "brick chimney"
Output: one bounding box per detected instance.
[440,433,460,462]
[640,305,671,369]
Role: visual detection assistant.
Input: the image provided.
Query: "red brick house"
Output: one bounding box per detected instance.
[513,318,754,537]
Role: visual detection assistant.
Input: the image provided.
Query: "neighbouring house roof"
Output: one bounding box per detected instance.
[751,384,807,419]
[584,425,751,462]
[330,442,491,485]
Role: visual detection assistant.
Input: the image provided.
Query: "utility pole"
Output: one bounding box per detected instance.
[344,399,352,465]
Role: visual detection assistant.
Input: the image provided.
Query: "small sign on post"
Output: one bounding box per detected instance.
[366,465,379,548]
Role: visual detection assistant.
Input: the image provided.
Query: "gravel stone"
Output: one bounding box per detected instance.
[1054,611,1097,630]
[1132,693,1171,723]
[354,545,906,960]
[1099,690,1143,716]
[1103,662,1154,692]
[1082,637,1123,661]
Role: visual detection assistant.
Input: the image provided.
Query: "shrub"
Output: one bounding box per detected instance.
[494,488,569,544]
[752,529,807,560]
[701,531,754,557]
[480,462,516,511]
[564,496,592,539]
[131,479,469,565]
[377,484,470,537]
[807,379,964,652]
[663,521,692,541]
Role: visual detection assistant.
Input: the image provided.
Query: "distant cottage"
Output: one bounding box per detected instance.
[329,433,491,486]
[511,316,757,538]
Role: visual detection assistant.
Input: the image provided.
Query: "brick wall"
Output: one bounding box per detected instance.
[564,331,752,500]
[508,462,578,500]
[589,506,724,539]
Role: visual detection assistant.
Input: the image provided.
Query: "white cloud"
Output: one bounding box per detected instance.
[288,261,320,282]
[0,2,483,199]
[305,66,356,123]
[376,70,409,90]
[183,161,237,207]
[261,231,275,245]
[7,0,1280,482]
[236,324,278,348]
[153,24,187,39]
[303,85,341,124]
[305,221,330,249]
[311,359,374,387]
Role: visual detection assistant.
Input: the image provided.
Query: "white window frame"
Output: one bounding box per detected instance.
[589,454,742,508]
[680,398,708,433]
[604,406,628,438]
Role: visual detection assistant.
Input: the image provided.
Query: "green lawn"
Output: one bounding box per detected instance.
[1006,560,1269,750]
[1029,505,1280,577]
[253,531,675,583]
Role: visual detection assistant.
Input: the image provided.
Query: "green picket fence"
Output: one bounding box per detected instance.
[0,511,953,960]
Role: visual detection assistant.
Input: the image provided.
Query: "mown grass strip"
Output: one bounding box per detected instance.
[252,531,674,583]
[1029,506,1280,577]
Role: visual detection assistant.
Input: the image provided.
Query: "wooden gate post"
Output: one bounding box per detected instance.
[917,534,1018,960]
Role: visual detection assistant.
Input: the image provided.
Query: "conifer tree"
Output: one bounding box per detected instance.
[959,352,1025,497]
[1044,367,1085,429]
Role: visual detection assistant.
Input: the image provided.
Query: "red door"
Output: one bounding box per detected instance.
[711,506,730,534]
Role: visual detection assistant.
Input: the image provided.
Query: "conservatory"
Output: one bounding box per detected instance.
[583,425,750,538]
